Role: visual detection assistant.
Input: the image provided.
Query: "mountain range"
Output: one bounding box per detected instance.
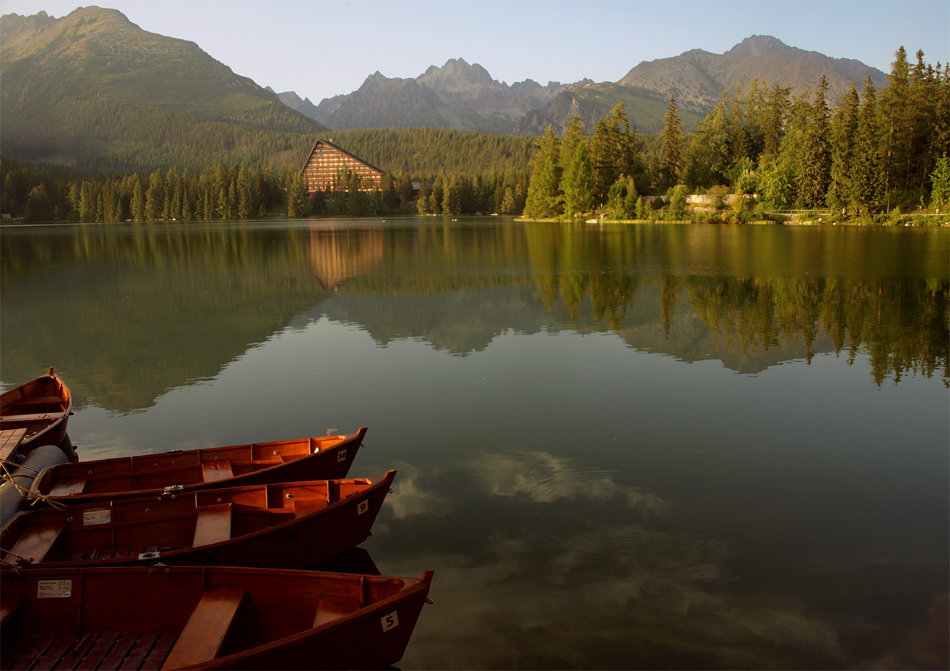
[0,6,890,172]
[278,34,887,136]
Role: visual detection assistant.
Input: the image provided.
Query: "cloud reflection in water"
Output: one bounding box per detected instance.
[371,450,929,669]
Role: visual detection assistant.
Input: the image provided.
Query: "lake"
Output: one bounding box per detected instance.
[1,218,948,669]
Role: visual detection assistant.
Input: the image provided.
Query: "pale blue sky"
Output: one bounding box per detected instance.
[1,0,948,103]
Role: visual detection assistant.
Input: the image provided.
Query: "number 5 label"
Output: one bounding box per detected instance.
[380,609,399,632]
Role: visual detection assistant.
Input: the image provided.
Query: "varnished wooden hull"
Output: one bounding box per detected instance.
[2,472,395,570]
[0,368,71,459]
[0,565,434,670]
[30,428,368,506]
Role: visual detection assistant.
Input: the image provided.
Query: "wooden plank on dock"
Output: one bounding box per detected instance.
[0,427,28,463]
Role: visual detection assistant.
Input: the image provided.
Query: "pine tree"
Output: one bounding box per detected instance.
[285,169,307,218]
[524,126,562,219]
[145,170,164,221]
[797,75,832,208]
[852,77,883,212]
[562,142,594,219]
[79,181,97,223]
[559,114,586,174]
[661,96,685,189]
[762,84,791,161]
[881,47,911,202]
[687,94,732,188]
[828,84,860,213]
[131,177,146,222]
[930,155,950,208]
[590,117,618,192]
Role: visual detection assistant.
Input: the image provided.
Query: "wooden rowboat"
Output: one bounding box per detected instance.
[1,472,395,570]
[0,367,72,462]
[28,428,368,506]
[0,564,434,670]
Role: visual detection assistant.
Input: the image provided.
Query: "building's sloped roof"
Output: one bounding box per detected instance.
[301,139,384,175]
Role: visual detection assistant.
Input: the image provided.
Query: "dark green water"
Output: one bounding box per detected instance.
[2,218,948,669]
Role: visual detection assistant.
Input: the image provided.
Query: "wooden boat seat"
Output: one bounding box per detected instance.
[47,475,88,497]
[0,411,68,424]
[0,593,27,626]
[4,395,66,407]
[313,595,361,627]
[201,459,234,482]
[192,503,232,547]
[161,587,246,670]
[7,518,66,564]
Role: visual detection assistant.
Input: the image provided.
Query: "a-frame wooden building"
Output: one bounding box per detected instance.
[300,139,383,195]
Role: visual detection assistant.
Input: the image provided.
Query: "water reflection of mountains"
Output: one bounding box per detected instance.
[0,222,946,411]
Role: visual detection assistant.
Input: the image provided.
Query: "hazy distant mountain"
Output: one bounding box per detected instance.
[0,6,324,171]
[617,35,888,114]
[286,58,563,134]
[516,81,706,136]
[271,88,322,121]
[299,36,885,137]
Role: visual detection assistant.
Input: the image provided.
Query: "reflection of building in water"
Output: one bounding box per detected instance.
[308,228,384,290]
[300,139,383,194]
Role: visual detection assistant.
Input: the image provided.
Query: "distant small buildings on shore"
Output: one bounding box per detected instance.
[300,139,383,195]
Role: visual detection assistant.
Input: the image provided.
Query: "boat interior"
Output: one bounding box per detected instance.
[34,435,352,497]
[0,566,416,670]
[0,374,70,441]
[1,479,377,566]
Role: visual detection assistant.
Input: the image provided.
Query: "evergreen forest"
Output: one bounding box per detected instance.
[524,47,949,224]
[2,46,947,225]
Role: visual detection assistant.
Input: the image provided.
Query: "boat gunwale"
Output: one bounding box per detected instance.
[30,427,368,504]
[1,471,396,570]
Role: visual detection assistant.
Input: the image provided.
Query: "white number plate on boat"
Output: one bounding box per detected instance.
[38,578,72,598]
[380,608,399,632]
[83,508,112,526]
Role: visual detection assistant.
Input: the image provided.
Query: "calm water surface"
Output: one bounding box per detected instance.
[1,218,948,669]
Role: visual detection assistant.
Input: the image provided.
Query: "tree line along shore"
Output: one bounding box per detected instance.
[523,47,948,226]
[1,47,946,226]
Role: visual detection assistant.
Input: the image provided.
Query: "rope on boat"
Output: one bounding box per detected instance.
[0,547,29,565]
[0,460,68,510]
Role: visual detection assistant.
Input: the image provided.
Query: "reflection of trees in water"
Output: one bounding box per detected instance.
[681,275,948,386]
[318,222,948,385]
[524,223,949,386]
[2,222,946,399]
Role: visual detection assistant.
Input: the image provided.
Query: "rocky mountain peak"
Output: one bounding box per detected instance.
[725,35,789,59]
[418,58,495,91]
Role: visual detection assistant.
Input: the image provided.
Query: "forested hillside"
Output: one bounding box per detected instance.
[524,47,949,222]
[0,127,537,222]
[320,128,535,174]
[0,7,325,172]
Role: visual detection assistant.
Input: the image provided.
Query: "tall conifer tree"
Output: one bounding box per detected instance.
[828,84,860,212]
[562,143,594,219]
[852,77,883,212]
[524,126,563,219]
[661,96,686,189]
[797,75,831,208]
